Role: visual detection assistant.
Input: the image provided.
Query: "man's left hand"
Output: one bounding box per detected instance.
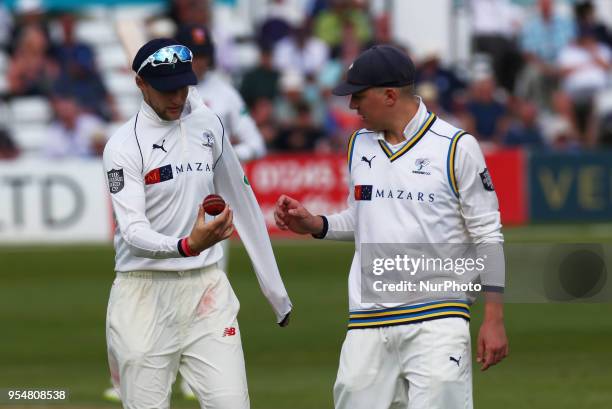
[477,318,508,371]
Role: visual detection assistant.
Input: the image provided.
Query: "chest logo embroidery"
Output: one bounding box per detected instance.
[412,158,431,175]
[202,131,214,148]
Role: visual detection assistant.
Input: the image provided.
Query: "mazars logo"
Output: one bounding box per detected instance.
[375,187,435,203]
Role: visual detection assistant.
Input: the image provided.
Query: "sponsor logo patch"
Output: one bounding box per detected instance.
[354,184,373,201]
[479,168,494,191]
[145,164,174,185]
[107,169,124,194]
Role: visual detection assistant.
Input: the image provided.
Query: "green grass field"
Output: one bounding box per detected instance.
[1,224,612,409]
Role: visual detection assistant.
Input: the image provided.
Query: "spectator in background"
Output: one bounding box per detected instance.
[504,100,545,147]
[372,13,392,45]
[272,21,329,77]
[275,100,325,151]
[574,0,612,49]
[417,82,460,126]
[169,0,210,26]
[317,56,362,152]
[0,4,13,49]
[415,48,466,114]
[275,67,326,129]
[470,0,523,91]
[6,24,57,96]
[0,127,19,159]
[313,0,372,53]
[517,0,575,109]
[250,97,277,149]
[558,23,611,147]
[239,42,280,109]
[257,0,302,48]
[543,116,581,150]
[465,72,509,146]
[7,0,52,55]
[44,91,107,158]
[258,15,291,50]
[330,18,364,67]
[274,69,306,130]
[540,90,581,149]
[53,13,117,121]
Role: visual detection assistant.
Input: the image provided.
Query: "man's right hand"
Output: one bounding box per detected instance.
[274,195,323,235]
[187,204,234,253]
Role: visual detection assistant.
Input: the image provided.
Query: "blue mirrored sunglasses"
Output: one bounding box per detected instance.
[136,45,193,74]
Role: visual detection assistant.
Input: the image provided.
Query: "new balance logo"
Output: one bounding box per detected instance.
[449,356,461,367]
[223,327,236,337]
[152,140,167,153]
[361,155,376,168]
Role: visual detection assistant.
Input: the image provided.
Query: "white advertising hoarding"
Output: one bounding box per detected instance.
[0,158,112,244]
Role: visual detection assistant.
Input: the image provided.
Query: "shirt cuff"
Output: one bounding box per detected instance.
[177,237,200,257]
[311,216,328,239]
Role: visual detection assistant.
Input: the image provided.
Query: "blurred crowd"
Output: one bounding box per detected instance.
[1,0,612,160]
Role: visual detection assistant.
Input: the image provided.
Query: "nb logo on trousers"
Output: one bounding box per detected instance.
[223,327,236,337]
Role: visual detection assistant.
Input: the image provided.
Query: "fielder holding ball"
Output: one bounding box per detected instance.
[103,38,291,409]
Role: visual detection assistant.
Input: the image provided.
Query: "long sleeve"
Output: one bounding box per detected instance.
[103,146,182,259]
[455,134,505,290]
[318,190,356,241]
[212,130,292,323]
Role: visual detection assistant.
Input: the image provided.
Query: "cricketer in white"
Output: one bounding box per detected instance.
[275,45,507,409]
[103,83,291,409]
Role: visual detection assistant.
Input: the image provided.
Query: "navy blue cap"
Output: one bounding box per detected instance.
[332,45,416,96]
[175,24,215,59]
[132,38,197,92]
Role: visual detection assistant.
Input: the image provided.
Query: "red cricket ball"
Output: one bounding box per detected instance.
[203,194,225,216]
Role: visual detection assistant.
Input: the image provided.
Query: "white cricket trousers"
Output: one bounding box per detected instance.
[334,317,472,409]
[106,265,249,409]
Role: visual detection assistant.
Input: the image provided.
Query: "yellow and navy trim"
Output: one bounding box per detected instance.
[446,130,467,198]
[347,130,359,170]
[378,112,437,162]
[348,300,470,329]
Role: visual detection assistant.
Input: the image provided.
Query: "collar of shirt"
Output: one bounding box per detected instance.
[374,96,429,149]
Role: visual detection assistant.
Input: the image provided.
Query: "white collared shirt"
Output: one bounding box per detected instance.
[103,87,291,323]
[321,98,504,312]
